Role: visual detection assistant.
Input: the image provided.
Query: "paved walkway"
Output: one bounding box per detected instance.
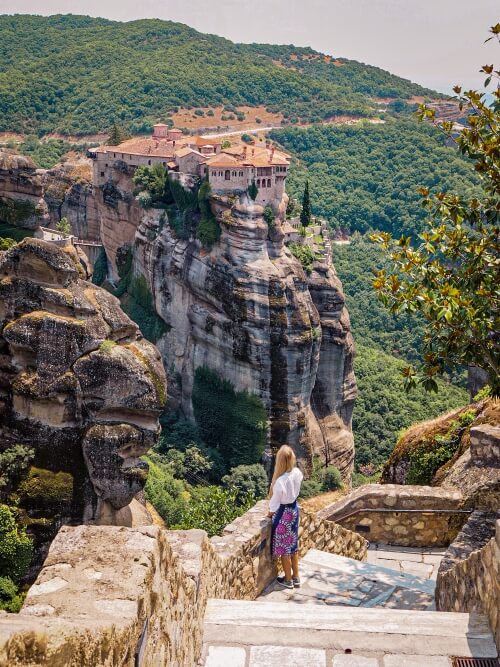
[366,544,445,581]
[258,548,439,610]
[201,547,497,666]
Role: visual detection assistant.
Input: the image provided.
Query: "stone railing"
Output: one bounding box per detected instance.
[436,513,500,649]
[318,484,466,547]
[0,500,367,667]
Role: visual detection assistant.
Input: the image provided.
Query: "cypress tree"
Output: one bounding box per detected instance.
[248,180,258,201]
[300,180,312,227]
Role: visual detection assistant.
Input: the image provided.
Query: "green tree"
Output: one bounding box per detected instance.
[175,486,255,537]
[248,180,258,201]
[0,445,34,499]
[56,217,71,234]
[0,504,33,582]
[222,464,268,501]
[263,206,275,229]
[108,123,129,146]
[300,180,312,227]
[372,33,500,395]
[133,164,167,202]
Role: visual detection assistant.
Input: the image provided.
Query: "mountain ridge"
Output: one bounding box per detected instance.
[0,14,444,136]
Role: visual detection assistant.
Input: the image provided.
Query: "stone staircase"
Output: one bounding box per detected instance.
[201,548,498,666]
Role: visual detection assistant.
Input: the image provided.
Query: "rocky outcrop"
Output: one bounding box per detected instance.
[106,179,357,478]
[381,399,499,510]
[0,150,49,229]
[41,160,100,241]
[0,239,166,554]
[0,150,99,240]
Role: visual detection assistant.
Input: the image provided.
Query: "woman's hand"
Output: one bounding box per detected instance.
[267,511,274,518]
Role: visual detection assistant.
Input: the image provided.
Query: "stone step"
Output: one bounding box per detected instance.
[302,548,436,594]
[203,599,498,659]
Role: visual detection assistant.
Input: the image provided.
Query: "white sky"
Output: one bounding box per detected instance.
[0,0,498,93]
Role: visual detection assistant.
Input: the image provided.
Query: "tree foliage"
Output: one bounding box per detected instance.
[0,504,33,583]
[222,464,269,501]
[334,237,468,467]
[192,366,268,469]
[0,15,441,136]
[271,119,481,237]
[300,180,312,227]
[372,36,500,394]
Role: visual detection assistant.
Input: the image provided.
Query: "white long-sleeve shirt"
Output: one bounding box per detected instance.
[269,467,304,513]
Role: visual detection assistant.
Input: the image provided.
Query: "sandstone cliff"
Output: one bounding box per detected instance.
[0,238,166,562]
[0,149,98,241]
[95,167,357,479]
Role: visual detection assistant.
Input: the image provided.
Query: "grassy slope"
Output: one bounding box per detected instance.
[0,15,440,136]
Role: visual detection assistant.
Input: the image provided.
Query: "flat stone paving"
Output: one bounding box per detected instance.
[204,645,454,666]
[258,547,442,611]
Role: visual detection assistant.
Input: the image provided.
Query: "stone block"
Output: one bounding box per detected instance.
[250,645,326,666]
[205,645,247,667]
[332,656,378,666]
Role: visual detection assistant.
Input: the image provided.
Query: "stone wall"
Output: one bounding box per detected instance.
[436,513,500,649]
[0,501,367,666]
[318,484,466,547]
[470,424,500,467]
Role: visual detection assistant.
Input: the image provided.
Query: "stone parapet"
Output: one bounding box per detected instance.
[0,501,367,666]
[470,424,500,467]
[436,514,500,649]
[318,484,466,547]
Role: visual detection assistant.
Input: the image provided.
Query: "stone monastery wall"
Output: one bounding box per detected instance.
[0,501,367,667]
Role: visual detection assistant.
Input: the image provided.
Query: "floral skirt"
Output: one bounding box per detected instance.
[272,500,299,557]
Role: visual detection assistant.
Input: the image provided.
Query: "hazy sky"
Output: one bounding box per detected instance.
[1,0,498,93]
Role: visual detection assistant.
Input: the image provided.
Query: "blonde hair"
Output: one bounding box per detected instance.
[269,445,296,496]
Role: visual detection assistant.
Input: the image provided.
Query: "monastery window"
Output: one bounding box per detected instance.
[148,160,151,166]
[267,179,272,188]
[100,172,105,177]
[225,170,231,181]
[113,153,116,158]
[257,179,261,187]
[261,180,266,188]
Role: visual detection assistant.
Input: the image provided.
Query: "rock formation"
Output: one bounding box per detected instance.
[97,169,357,479]
[0,239,166,552]
[0,149,99,240]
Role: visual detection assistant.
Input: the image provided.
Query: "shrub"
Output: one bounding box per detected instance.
[207,109,215,117]
[0,445,34,498]
[406,410,476,485]
[0,237,16,250]
[288,243,317,273]
[299,479,323,499]
[197,216,220,248]
[183,446,213,483]
[321,466,343,491]
[143,455,188,526]
[0,576,25,613]
[241,133,254,144]
[0,504,33,582]
[248,180,258,200]
[56,217,71,234]
[263,206,275,230]
[222,464,268,502]
[174,486,255,537]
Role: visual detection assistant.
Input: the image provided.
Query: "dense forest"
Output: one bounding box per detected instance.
[0,15,440,136]
[272,119,481,237]
[333,236,468,470]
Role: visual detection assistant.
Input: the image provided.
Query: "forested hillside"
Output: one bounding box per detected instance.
[272,119,481,237]
[0,14,440,135]
[333,237,468,469]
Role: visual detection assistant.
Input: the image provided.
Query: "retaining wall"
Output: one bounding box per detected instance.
[318,484,465,547]
[436,513,500,649]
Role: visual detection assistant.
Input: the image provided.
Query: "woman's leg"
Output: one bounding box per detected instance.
[281,555,292,581]
[291,553,299,578]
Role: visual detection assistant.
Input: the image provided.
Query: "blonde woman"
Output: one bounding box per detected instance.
[268,445,303,589]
